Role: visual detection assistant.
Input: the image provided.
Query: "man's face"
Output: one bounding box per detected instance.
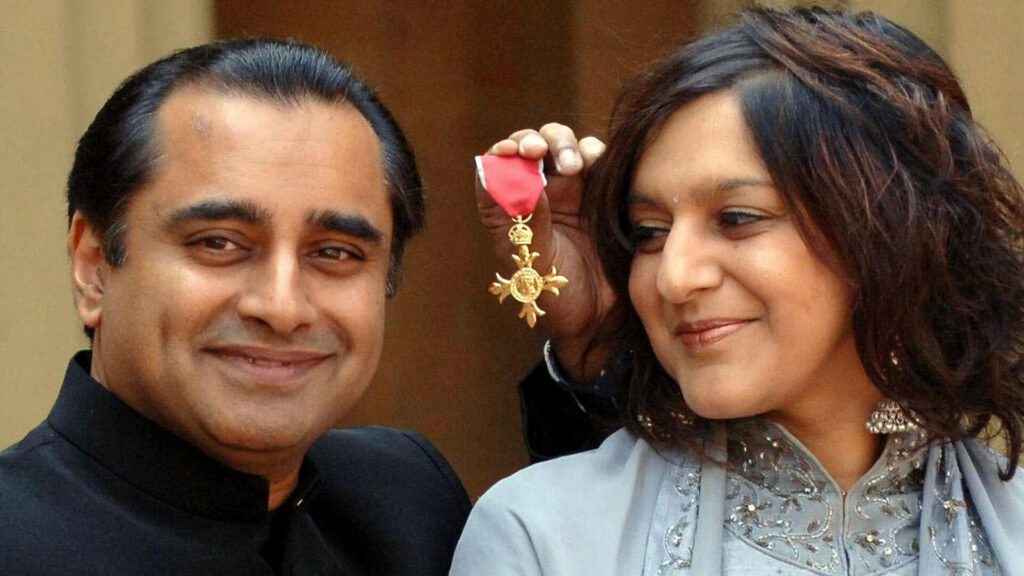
[79,88,392,471]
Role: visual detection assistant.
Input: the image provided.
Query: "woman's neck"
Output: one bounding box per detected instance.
[769,408,886,492]
[765,353,886,491]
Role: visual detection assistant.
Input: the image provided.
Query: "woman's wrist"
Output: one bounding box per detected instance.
[543,339,625,416]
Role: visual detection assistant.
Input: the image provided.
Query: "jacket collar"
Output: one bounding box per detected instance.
[47,351,321,522]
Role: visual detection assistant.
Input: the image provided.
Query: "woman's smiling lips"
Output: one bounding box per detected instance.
[674,319,753,350]
[204,345,334,386]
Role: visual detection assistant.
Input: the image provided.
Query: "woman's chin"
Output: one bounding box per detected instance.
[680,389,765,422]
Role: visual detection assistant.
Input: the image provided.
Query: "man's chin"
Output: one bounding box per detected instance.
[196,417,322,465]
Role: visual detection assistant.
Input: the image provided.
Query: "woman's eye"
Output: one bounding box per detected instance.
[718,209,766,228]
[629,224,669,253]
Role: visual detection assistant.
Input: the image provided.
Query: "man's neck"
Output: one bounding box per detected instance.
[267,470,300,510]
[213,451,306,511]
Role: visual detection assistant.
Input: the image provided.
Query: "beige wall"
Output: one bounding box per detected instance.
[704,0,1023,180]
[944,1,1024,181]
[0,0,212,446]
[855,1,1023,179]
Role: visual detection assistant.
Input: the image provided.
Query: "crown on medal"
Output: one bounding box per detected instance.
[508,216,534,246]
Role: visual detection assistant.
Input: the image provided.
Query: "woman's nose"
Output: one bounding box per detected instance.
[655,226,723,304]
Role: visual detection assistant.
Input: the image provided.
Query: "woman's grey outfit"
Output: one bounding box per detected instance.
[451,419,1024,575]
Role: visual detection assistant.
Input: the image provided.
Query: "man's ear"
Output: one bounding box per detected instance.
[69,211,107,331]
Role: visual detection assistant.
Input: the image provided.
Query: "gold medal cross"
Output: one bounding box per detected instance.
[489,215,568,328]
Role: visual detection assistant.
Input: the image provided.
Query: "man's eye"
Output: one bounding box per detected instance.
[192,236,242,251]
[314,246,359,261]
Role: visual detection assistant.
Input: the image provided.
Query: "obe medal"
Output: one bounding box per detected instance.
[476,155,568,328]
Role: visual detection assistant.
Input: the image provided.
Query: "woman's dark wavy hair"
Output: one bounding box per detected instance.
[586,7,1024,478]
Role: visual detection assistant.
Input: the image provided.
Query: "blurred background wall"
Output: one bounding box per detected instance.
[0,0,214,454]
[2,0,1021,500]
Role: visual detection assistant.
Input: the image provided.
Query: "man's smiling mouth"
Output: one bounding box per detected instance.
[204,345,335,385]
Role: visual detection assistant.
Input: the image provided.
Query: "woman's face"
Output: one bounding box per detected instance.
[627,91,871,425]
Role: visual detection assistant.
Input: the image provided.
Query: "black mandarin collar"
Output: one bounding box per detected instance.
[47,351,322,523]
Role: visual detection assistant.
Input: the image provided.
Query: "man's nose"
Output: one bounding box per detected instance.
[655,226,723,304]
[236,249,317,335]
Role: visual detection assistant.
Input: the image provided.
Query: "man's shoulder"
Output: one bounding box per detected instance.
[0,420,98,569]
[0,420,63,484]
[308,424,469,514]
[307,426,471,573]
[312,425,443,463]
[310,425,461,488]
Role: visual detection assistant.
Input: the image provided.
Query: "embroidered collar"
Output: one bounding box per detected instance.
[724,419,929,575]
[655,418,1001,575]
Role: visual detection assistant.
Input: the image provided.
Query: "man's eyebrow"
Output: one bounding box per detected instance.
[306,210,383,244]
[165,199,270,227]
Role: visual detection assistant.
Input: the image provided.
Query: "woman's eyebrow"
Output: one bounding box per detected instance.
[628,177,773,207]
[697,177,776,200]
[626,190,658,206]
[715,177,774,192]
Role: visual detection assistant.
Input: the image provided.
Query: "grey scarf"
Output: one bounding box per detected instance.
[685,422,1024,575]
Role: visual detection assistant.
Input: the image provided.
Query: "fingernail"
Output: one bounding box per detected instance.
[519,134,543,154]
[558,149,581,171]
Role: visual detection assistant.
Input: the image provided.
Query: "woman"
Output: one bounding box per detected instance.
[453,7,1024,575]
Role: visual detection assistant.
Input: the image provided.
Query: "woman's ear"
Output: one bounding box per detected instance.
[69,211,106,332]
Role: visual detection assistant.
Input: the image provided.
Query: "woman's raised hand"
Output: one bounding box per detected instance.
[476,123,615,381]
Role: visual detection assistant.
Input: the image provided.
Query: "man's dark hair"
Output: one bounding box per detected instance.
[67,37,426,340]
[587,8,1024,477]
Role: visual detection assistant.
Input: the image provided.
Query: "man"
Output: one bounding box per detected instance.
[0,39,469,575]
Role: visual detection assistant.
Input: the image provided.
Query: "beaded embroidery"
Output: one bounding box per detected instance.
[845,428,928,573]
[926,443,1000,575]
[657,419,999,575]
[658,452,700,574]
[725,420,843,573]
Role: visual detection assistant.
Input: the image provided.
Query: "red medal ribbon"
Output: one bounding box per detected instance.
[475,155,546,218]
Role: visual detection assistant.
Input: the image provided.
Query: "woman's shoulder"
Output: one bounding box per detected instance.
[451,429,693,573]
[481,428,682,510]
